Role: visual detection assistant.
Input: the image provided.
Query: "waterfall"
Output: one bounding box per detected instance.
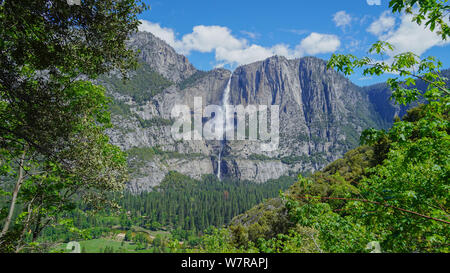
[217,75,232,180]
[217,151,222,179]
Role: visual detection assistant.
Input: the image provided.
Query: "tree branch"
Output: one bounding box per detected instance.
[294,195,450,225]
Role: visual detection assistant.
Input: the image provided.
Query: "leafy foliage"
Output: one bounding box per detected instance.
[0,0,146,252]
[389,0,450,40]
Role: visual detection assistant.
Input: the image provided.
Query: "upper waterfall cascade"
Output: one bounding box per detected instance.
[217,75,232,180]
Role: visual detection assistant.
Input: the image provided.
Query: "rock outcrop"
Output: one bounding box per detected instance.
[101,31,399,193]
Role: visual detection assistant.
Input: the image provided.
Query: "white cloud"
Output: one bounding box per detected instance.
[215,32,340,66]
[138,20,341,67]
[333,11,352,28]
[215,45,273,65]
[138,20,183,51]
[180,25,246,54]
[240,30,260,39]
[280,28,309,35]
[346,39,362,52]
[367,11,396,37]
[296,33,341,55]
[367,12,450,56]
[367,0,381,5]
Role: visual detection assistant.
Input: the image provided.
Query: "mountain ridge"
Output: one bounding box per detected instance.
[101,31,422,193]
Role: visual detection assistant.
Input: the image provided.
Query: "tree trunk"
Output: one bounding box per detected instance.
[0,148,27,238]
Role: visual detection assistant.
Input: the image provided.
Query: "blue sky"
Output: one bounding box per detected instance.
[138,0,450,86]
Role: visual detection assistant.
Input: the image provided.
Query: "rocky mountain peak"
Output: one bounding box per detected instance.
[129,31,197,83]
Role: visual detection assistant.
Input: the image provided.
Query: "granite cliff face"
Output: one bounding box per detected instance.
[222,56,382,179]
[128,32,197,83]
[101,32,394,193]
